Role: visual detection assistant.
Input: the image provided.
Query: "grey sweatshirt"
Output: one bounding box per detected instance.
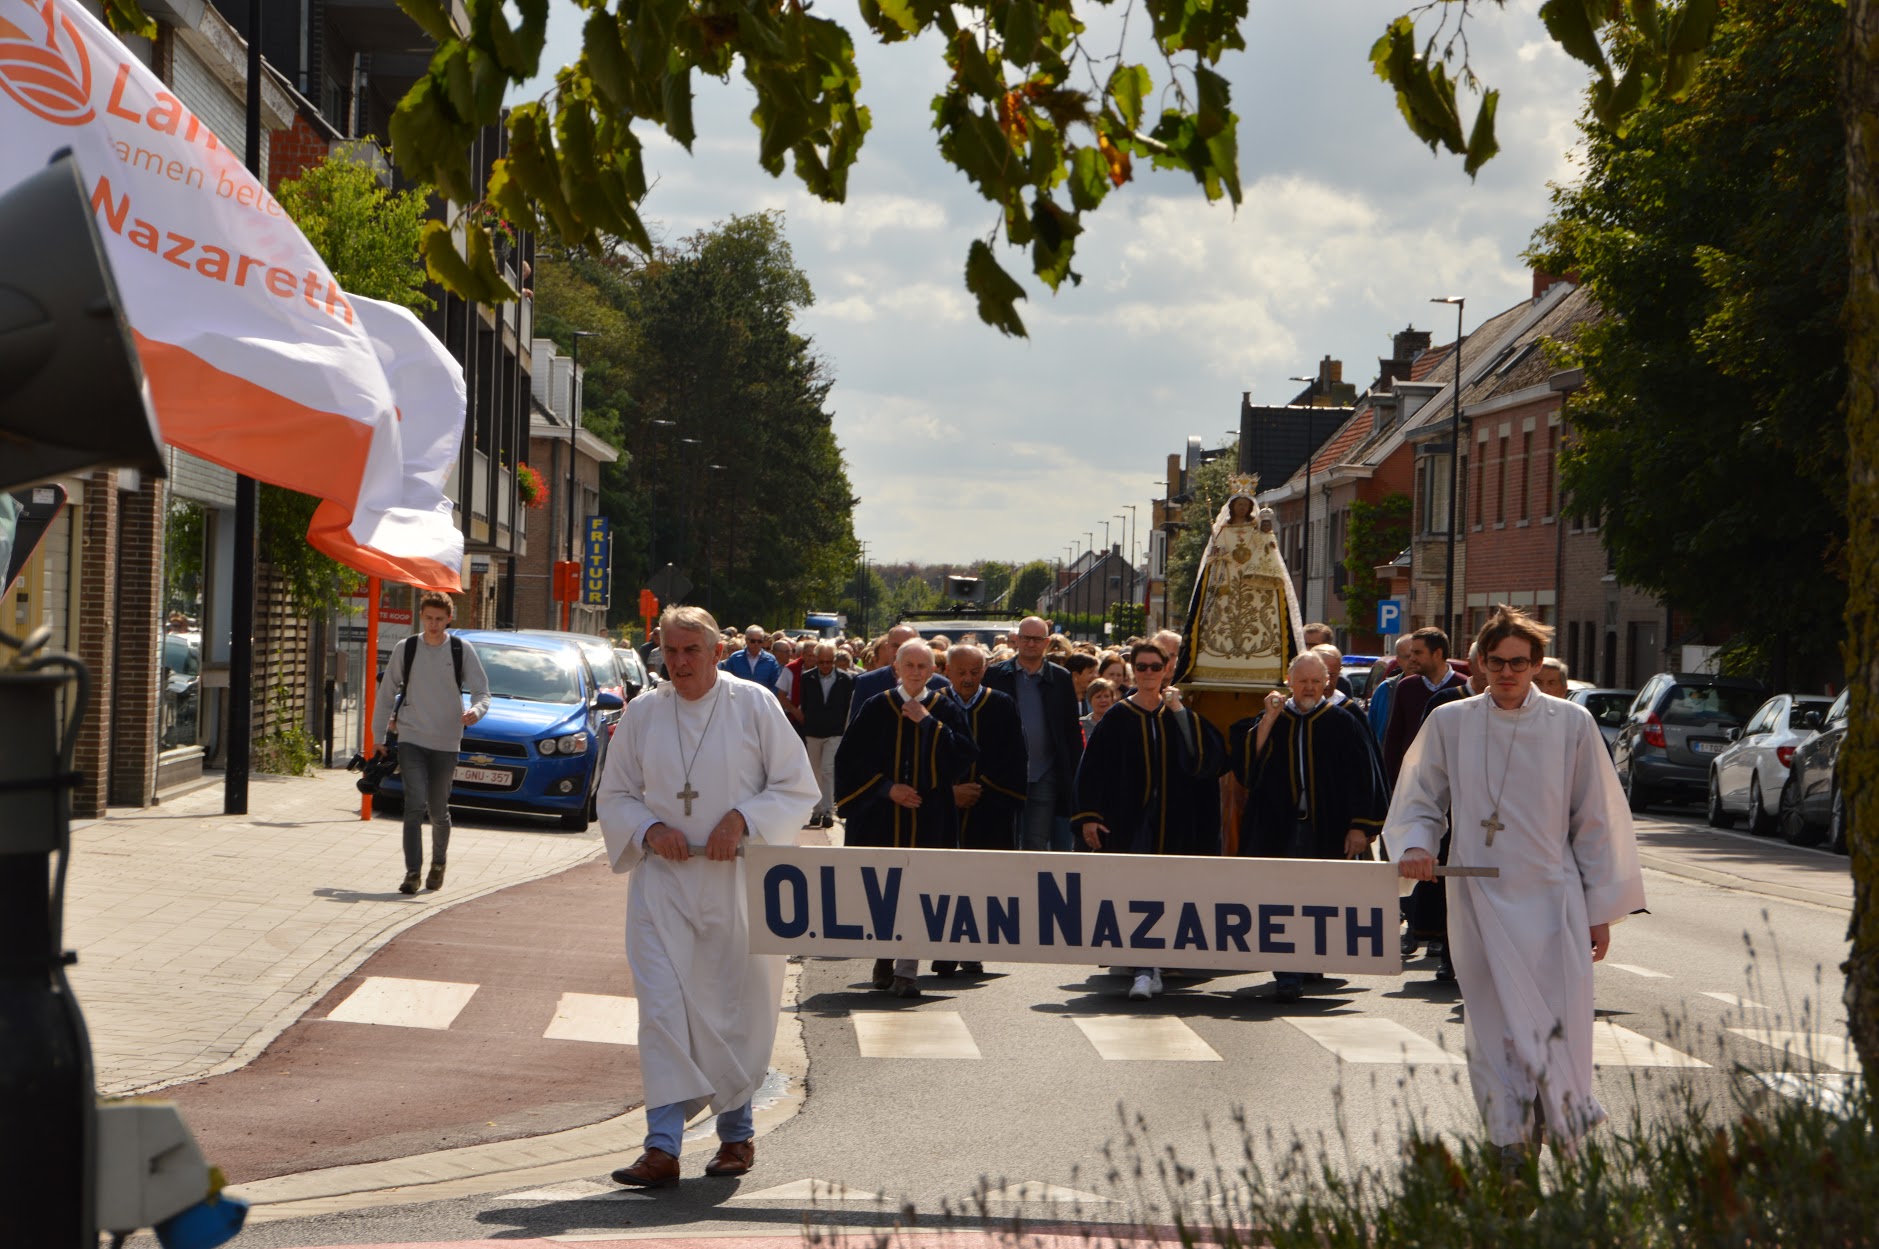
[373,634,492,752]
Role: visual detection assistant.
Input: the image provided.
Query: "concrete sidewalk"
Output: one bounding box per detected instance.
[64,768,604,1095]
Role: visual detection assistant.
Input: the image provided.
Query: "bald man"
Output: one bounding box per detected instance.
[983,616,1086,852]
[845,623,948,727]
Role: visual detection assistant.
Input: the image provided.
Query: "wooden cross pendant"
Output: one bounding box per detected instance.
[1481,813,1505,846]
[677,782,699,817]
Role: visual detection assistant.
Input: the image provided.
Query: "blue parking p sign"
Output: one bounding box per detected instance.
[1376,599,1404,636]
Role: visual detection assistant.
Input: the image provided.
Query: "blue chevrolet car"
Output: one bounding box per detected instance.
[376,629,624,831]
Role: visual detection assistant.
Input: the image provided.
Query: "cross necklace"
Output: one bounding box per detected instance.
[1480,695,1527,846]
[673,680,725,817]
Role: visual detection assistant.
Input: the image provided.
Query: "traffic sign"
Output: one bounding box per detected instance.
[648,564,692,603]
[639,589,659,620]
[1376,598,1404,636]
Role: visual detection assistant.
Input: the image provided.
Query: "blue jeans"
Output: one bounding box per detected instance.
[396,743,457,873]
[1020,774,1076,851]
[645,1100,752,1155]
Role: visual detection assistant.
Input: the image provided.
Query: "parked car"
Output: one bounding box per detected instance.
[519,629,630,723]
[375,630,623,831]
[1342,654,1383,701]
[1779,687,1848,851]
[1707,693,1835,835]
[1567,687,1636,756]
[614,646,654,700]
[159,630,201,749]
[1611,672,1768,812]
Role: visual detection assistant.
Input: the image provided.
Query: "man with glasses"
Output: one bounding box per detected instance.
[1386,605,1643,1175]
[984,616,1084,852]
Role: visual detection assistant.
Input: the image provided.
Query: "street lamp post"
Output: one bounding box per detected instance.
[1121,504,1138,622]
[1431,296,1465,638]
[644,418,674,574]
[566,329,598,631]
[1082,531,1094,635]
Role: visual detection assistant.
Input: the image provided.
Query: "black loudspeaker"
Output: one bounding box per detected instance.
[0,152,164,492]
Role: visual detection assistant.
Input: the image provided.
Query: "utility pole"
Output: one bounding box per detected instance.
[1431,297,1466,637]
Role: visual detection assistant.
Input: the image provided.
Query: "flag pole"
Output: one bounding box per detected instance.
[361,576,380,820]
[223,0,265,816]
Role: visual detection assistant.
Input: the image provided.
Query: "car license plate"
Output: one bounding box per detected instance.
[1692,741,1724,755]
[454,765,514,785]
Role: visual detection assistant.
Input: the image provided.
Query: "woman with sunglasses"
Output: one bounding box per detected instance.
[1071,640,1228,1000]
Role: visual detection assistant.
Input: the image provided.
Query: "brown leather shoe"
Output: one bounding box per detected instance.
[425,863,446,891]
[704,1139,754,1177]
[397,871,420,896]
[611,1147,679,1187]
[870,959,893,991]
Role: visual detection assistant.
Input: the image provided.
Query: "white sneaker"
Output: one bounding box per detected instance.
[1129,972,1154,1000]
[1147,968,1164,996]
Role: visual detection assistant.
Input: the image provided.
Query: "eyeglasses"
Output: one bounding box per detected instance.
[1133,662,1165,672]
[1482,655,1534,673]
[1016,634,1049,643]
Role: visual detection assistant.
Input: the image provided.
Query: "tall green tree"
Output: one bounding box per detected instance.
[1529,0,1846,689]
[1007,560,1055,616]
[270,150,434,609]
[540,213,859,629]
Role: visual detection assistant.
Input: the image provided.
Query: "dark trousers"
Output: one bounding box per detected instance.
[397,743,457,873]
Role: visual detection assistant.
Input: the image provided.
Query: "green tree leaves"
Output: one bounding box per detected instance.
[537,213,859,628]
[1531,0,1846,683]
[1375,0,1720,176]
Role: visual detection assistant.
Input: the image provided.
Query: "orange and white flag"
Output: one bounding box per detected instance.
[0,0,465,590]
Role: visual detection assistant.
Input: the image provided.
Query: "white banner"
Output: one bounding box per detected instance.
[745,846,1403,975]
[0,0,465,589]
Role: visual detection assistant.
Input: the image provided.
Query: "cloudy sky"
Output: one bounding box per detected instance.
[517,2,1589,565]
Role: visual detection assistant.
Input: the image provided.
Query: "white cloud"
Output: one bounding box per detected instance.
[512,0,1593,563]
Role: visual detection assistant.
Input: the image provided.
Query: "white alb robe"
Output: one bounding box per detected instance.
[1382,687,1645,1148]
[597,673,819,1119]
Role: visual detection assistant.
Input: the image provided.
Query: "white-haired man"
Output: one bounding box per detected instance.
[598,606,819,1187]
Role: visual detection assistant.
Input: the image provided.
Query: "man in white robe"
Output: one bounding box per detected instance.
[1385,605,1644,1167]
[598,605,819,1186]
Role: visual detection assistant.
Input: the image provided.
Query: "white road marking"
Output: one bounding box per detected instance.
[1604,962,1671,979]
[1286,1016,1466,1065]
[979,1181,1115,1204]
[1072,1015,1221,1062]
[1755,1072,1864,1116]
[498,1181,651,1203]
[1591,1022,1710,1068]
[323,976,478,1031]
[1727,1028,1858,1072]
[731,1178,888,1202]
[851,1010,981,1059]
[542,992,639,1045]
[1702,992,1768,1010]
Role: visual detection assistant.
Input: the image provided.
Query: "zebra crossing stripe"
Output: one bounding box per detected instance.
[1591,1022,1710,1068]
[851,1010,981,1059]
[1284,1016,1465,1065]
[1071,1015,1221,1061]
[1727,1028,1858,1073]
[543,992,638,1045]
[1701,992,1768,1011]
[1604,962,1671,979]
[323,976,478,1031]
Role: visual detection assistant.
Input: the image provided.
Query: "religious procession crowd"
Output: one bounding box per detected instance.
[587,597,1644,1188]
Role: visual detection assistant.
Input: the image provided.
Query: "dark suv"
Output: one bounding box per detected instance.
[1612,672,1768,812]
[1780,687,1848,851]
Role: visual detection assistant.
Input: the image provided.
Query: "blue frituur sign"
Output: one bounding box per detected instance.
[1376,598,1404,636]
[583,516,611,608]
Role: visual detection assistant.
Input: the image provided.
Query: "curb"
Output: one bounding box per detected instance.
[228,961,811,1223]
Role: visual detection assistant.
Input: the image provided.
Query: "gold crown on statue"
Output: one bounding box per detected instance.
[1227,472,1259,496]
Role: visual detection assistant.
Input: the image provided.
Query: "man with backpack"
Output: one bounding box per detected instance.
[372,591,491,895]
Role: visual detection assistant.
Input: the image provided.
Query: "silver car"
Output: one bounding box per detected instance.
[1707,693,1834,835]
